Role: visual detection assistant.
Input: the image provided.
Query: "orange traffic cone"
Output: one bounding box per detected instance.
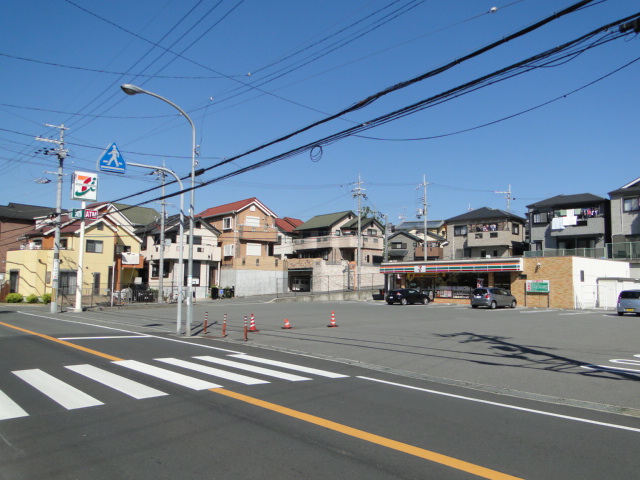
[281,318,293,330]
[327,311,338,328]
[249,313,259,332]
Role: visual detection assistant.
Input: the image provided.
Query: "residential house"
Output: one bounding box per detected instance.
[198,197,285,296]
[0,203,57,292]
[290,211,385,292]
[443,207,527,260]
[387,231,423,262]
[394,219,447,240]
[526,194,610,257]
[6,203,146,304]
[139,214,221,300]
[274,217,303,259]
[608,178,640,262]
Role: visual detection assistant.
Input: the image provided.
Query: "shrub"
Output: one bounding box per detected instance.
[41,293,52,304]
[26,294,39,304]
[5,293,23,303]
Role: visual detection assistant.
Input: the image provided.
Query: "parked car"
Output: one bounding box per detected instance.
[386,288,430,305]
[616,290,640,316]
[470,287,516,309]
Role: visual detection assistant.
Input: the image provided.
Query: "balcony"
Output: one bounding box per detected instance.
[237,226,278,242]
[415,246,444,259]
[293,234,382,252]
[550,216,604,237]
[145,243,221,262]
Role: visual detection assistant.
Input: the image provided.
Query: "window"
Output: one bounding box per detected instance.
[223,217,233,230]
[151,261,170,278]
[512,223,520,235]
[475,233,483,239]
[223,244,234,256]
[490,232,498,238]
[245,216,260,227]
[96,223,104,231]
[93,273,101,295]
[367,229,377,236]
[390,242,407,249]
[532,212,549,224]
[246,243,261,256]
[86,240,103,253]
[623,197,640,212]
[60,239,68,250]
[580,270,585,282]
[454,226,467,236]
[193,236,202,245]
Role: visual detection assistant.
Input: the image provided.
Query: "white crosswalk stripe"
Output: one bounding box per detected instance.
[2,353,348,421]
[65,364,168,399]
[156,358,269,385]
[13,369,104,410]
[0,389,28,420]
[113,360,222,390]
[194,356,312,381]
[227,354,349,378]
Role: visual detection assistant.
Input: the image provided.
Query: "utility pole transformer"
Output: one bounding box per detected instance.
[36,124,68,314]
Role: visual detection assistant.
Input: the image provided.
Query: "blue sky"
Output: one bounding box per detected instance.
[1,1,639,225]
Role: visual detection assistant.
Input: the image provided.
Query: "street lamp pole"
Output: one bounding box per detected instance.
[121,84,196,335]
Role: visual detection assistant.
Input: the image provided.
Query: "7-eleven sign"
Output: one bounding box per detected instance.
[71,171,98,201]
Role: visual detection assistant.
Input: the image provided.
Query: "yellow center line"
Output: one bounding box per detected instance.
[0,320,523,479]
[0,322,123,362]
[212,388,523,480]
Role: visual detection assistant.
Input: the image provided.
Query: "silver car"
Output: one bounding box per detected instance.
[470,287,517,309]
[616,290,640,316]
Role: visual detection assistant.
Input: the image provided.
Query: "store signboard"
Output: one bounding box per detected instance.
[526,280,550,293]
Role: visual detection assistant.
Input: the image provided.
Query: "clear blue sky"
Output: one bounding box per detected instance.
[1,1,638,224]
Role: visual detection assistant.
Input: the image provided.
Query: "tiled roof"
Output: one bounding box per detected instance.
[445,207,526,223]
[198,197,277,219]
[294,211,354,231]
[275,217,303,233]
[525,194,606,209]
[0,203,57,221]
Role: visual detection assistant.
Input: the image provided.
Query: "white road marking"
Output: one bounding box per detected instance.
[194,356,311,381]
[228,354,349,378]
[13,369,103,410]
[358,376,640,433]
[113,360,222,390]
[58,335,151,340]
[156,358,269,385]
[0,389,28,420]
[581,365,640,375]
[65,364,168,399]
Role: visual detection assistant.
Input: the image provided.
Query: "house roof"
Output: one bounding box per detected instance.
[525,194,607,209]
[197,197,277,219]
[445,207,526,223]
[138,215,220,236]
[389,231,423,242]
[294,211,354,231]
[275,217,303,233]
[342,215,384,230]
[0,203,57,221]
[395,220,445,231]
[609,177,640,196]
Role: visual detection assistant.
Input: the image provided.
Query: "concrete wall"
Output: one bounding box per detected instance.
[220,268,287,297]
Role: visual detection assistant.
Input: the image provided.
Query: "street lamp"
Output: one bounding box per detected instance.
[121,84,197,336]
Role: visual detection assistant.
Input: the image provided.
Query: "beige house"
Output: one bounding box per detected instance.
[198,197,286,296]
[6,203,145,304]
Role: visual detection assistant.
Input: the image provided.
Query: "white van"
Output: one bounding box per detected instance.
[291,277,311,292]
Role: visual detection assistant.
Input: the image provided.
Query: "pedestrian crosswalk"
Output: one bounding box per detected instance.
[0,354,348,422]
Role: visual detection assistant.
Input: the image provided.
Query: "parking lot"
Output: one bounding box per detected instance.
[41,298,640,415]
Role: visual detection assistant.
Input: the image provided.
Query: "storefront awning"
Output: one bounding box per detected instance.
[380,258,523,274]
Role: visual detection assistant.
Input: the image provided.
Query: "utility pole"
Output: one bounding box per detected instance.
[157,163,166,304]
[352,174,366,291]
[417,175,429,260]
[494,184,514,212]
[36,124,68,314]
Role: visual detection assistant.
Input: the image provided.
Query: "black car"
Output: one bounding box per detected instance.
[386,288,430,305]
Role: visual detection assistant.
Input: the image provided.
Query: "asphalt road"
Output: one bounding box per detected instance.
[0,301,639,479]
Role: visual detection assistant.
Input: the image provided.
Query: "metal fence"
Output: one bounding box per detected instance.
[276,273,385,298]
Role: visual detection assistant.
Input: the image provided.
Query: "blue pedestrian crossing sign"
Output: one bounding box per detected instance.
[97,142,127,174]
